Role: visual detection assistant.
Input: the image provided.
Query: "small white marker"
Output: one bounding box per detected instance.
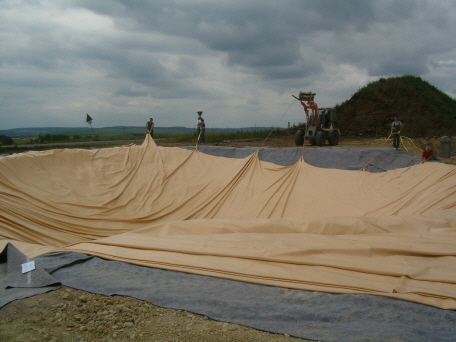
[21,260,35,274]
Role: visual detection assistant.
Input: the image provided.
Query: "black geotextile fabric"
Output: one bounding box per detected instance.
[2,146,454,342]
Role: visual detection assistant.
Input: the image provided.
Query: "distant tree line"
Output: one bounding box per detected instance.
[0,135,13,145]
[38,134,70,143]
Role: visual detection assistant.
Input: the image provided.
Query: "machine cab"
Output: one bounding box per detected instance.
[318,107,337,130]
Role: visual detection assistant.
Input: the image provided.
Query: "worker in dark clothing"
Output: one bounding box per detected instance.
[146,118,154,138]
[391,117,403,149]
[198,118,206,143]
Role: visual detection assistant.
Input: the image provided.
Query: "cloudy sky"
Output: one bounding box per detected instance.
[1,0,455,130]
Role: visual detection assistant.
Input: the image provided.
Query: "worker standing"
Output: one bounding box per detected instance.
[146,117,154,138]
[197,115,202,137]
[391,116,403,149]
[198,118,206,143]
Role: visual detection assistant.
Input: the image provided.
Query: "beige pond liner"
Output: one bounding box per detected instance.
[1,135,455,309]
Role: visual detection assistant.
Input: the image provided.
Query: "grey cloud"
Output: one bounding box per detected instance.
[75,0,452,83]
[71,1,316,79]
[368,58,430,77]
[113,86,147,98]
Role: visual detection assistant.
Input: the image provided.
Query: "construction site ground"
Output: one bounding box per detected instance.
[1,134,455,342]
[208,134,456,165]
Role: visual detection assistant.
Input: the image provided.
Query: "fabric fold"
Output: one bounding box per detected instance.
[1,136,455,309]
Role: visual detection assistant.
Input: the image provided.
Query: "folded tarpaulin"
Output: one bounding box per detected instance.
[0,135,455,309]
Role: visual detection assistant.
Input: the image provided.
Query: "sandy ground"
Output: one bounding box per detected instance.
[0,287,309,342]
[1,135,455,342]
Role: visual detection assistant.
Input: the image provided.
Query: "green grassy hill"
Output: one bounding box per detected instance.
[336,75,456,138]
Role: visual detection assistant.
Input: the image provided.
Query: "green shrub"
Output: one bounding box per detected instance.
[0,135,13,145]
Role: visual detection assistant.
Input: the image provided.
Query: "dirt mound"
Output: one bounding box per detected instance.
[337,75,456,138]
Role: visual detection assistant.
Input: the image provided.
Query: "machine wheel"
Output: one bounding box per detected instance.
[328,130,340,146]
[294,129,304,146]
[309,137,316,146]
[315,131,326,146]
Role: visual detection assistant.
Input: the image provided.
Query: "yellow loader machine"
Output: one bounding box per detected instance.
[293,92,340,146]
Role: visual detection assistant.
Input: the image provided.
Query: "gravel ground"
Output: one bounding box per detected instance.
[0,287,310,342]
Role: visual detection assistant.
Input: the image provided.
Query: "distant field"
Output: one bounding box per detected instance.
[1,128,288,152]
[0,126,279,139]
